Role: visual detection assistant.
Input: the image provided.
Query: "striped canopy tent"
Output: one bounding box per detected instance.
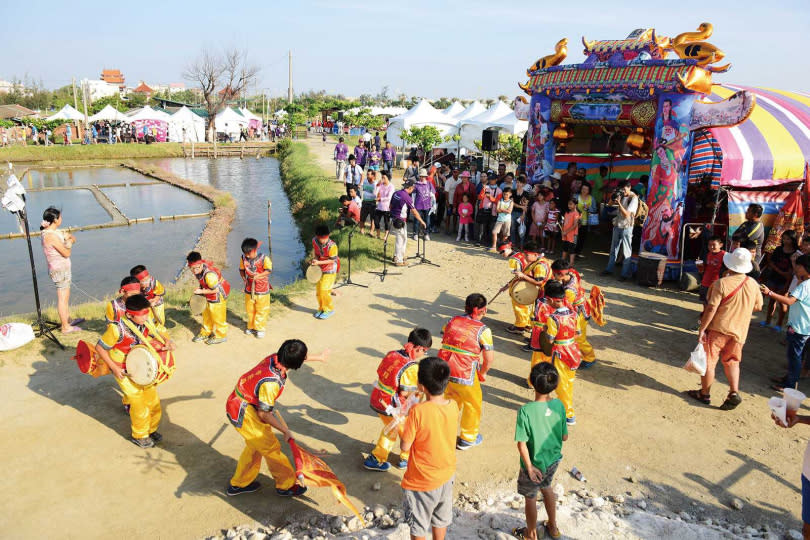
[690,86,810,188]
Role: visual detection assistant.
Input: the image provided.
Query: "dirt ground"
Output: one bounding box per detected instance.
[1,137,804,539]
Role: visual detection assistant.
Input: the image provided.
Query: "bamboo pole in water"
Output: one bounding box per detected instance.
[159,212,211,221]
[267,200,272,255]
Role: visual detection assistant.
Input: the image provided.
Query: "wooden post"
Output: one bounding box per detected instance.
[240,144,244,159]
[267,200,272,255]
[191,140,195,159]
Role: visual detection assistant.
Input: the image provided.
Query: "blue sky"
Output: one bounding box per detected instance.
[3,1,808,99]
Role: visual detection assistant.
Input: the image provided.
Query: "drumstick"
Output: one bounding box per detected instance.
[489,276,516,305]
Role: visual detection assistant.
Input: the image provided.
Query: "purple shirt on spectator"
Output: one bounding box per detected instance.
[382,147,396,162]
[354,145,367,167]
[369,151,382,166]
[334,143,348,161]
[390,189,416,220]
[413,179,435,211]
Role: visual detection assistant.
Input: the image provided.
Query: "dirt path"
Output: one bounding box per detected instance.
[1,137,804,538]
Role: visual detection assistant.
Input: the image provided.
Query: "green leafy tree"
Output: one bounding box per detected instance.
[400,125,444,155]
[474,133,524,166]
[433,97,452,109]
[343,108,385,132]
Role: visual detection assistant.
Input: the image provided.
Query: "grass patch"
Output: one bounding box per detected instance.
[0,143,185,163]
[277,141,390,278]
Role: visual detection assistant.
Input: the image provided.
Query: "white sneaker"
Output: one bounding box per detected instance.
[255,331,265,339]
[424,235,431,241]
[244,329,255,336]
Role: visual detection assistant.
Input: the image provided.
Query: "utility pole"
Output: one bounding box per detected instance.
[81,80,89,128]
[287,50,293,104]
[72,77,78,111]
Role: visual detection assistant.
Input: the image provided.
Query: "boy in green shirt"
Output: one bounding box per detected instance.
[514,362,568,540]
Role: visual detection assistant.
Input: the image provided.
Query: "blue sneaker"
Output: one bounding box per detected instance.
[314,311,323,318]
[566,416,577,426]
[363,454,391,472]
[456,434,483,451]
[578,361,595,370]
[319,310,335,319]
[226,481,261,497]
[276,484,307,497]
[396,459,408,470]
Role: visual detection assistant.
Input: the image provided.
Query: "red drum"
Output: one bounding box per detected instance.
[73,340,110,378]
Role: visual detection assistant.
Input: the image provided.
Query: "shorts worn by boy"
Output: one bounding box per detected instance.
[515,398,567,497]
[401,400,459,538]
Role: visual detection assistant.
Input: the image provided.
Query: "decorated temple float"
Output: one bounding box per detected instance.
[517,25,810,285]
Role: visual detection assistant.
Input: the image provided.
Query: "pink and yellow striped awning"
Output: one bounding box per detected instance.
[707,85,810,187]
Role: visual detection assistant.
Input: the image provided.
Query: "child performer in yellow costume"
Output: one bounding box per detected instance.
[239,238,272,339]
[539,280,582,426]
[106,276,143,324]
[225,339,329,498]
[95,294,176,448]
[187,251,230,345]
[310,224,340,320]
[551,259,596,368]
[364,327,432,471]
[505,241,548,335]
[130,265,166,325]
[438,293,494,451]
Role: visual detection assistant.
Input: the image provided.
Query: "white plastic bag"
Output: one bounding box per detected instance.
[518,217,527,239]
[0,323,35,351]
[683,343,707,376]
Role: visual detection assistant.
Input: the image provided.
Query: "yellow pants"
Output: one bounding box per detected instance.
[116,376,161,439]
[446,378,482,443]
[151,303,165,326]
[245,293,271,331]
[550,357,577,419]
[371,413,408,463]
[528,350,551,387]
[577,316,595,364]
[512,299,531,328]
[316,273,336,312]
[201,300,228,338]
[230,405,296,490]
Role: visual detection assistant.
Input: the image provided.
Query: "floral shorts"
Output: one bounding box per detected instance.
[50,269,72,290]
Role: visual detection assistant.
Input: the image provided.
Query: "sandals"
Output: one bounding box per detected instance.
[686,389,711,405]
[544,521,561,539]
[506,325,527,334]
[512,527,530,540]
[61,326,81,334]
[719,392,743,410]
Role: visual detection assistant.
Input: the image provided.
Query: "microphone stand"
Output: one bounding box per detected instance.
[334,225,368,289]
[409,229,441,268]
[370,229,400,282]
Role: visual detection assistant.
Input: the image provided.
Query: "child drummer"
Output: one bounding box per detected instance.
[310,224,340,320]
[95,294,176,448]
[364,328,432,472]
[551,259,596,369]
[130,265,166,325]
[106,276,144,324]
[505,241,548,335]
[187,251,230,345]
[239,238,272,339]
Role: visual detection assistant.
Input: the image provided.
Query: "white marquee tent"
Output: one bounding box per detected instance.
[46,104,84,122]
[442,102,465,118]
[346,106,408,117]
[215,107,249,139]
[126,106,172,122]
[490,113,529,137]
[386,99,458,146]
[453,101,487,123]
[458,101,514,151]
[88,105,128,123]
[169,106,205,142]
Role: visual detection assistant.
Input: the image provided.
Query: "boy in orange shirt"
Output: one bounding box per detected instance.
[400,357,459,540]
[560,199,580,266]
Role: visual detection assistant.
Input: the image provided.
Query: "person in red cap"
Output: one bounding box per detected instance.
[95,294,176,448]
[130,265,166,325]
[239,237,272,338]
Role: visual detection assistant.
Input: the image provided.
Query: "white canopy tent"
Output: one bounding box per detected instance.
[442,102,465,118]
[385,99,458,146]
[88,105,128,123]
[490,113,529,137]
[345,106,408,117]
[169,106,205,142]
[458,101,514,151]
[215,107,249,139]
[453,101,487,123]
[46,104,84,122]
[126,106,171,122]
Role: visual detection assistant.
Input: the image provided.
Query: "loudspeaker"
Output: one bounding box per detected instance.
[337,111,344,121]
[482,128,499,151]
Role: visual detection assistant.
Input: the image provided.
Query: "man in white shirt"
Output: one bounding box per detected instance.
[443,168,461,235]
[343,155,364,196]
[601,180,638,281]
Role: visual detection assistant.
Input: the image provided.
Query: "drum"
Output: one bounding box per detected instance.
[637,252,668,287]
[306,264,323,284]
[73,339,110,378]
[125,343,176,387]
[189,294,207,316]
[509,280,540,305]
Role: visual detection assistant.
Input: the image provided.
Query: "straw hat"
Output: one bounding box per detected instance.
[722,247,753,274]
[418,168,428,177]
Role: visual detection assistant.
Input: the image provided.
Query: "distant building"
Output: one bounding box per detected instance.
[132,81,154,97]
[83,79,121,101]
[0,80,16,94]
[0,104,36,120]
[101,69,125,85]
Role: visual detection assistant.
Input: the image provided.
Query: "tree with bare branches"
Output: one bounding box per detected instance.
[184,48,259,141]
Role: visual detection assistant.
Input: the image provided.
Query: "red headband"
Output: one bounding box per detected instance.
[126,308,150,316]
[134,270,150,280]
[471,306,486,318]
[121,283,141,293]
